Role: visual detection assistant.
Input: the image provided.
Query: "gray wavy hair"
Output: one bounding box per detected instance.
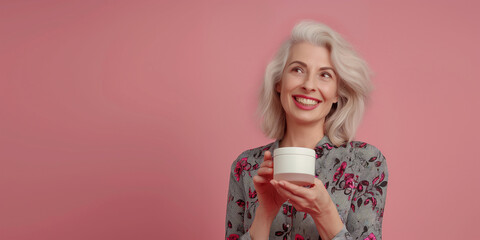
[257,21,373,146]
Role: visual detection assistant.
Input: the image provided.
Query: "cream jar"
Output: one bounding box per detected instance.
[273,147,316,186]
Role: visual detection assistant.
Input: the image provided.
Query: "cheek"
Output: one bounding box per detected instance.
[284,81,302,95]
[322,84,338,101]
[278,84,293,110]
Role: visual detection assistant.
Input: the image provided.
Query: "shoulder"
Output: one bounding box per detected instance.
[230,142,275,172]
[347,141,388,176]
[325,140,387,171]
[348,141,386,159]
[321,140,386,160]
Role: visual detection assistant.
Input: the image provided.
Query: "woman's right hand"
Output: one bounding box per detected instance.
[249,150,287,239]
[252,150,287,216]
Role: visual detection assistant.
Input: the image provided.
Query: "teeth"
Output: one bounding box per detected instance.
[295,97,319,105]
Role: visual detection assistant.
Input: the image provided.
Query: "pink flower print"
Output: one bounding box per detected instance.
[241,159,251,171]
[363,197,377,209]
[379,172,385,183]
[283,205,288,215]
[295,234,305,240]
[236,199,245,209]
[372,176,378,185]
[315,147,324,158]
[234,157,251,181]
[324,143,334,150]
[364,233,376,240]
[344,173,355,189]
[227,234,240,240]
[373,172,385,185]
[282,205,295,217]
[233,163,243,181]
[248,188,257,199]
[333,162,347,182]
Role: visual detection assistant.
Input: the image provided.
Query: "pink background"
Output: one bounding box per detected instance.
[1,0,479,239]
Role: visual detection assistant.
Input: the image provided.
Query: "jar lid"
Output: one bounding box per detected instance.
[273,147,315,157]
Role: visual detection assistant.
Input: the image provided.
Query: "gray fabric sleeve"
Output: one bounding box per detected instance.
[333,146,388,240]
[239,232,252,240]
[344,146,388,240]
[225,155,251,239]
[332,225,353,240]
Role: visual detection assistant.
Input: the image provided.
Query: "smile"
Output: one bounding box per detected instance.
[293,96,320,106]
[292,95,321,110]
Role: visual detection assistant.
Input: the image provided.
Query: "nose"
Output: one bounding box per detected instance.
[302,73,316,92]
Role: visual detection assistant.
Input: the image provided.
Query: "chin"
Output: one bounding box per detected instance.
[290,116,324,125]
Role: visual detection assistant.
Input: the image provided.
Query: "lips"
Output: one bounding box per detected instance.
[293,95,321,106]
[292,95,322,110]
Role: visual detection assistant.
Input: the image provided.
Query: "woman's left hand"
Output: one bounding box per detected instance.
[270,178,335,220]
[271,178,344,239]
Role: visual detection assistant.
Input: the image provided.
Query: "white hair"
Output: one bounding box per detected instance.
[257,21,373,146]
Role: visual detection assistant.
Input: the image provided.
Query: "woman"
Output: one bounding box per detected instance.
[225,21,388,240]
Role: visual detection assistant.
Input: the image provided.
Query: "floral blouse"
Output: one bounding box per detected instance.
[225,136,388,240]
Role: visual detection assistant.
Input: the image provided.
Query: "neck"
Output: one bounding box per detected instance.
[280,117,325,149]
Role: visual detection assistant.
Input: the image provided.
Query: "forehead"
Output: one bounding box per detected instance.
[287,42,332,67]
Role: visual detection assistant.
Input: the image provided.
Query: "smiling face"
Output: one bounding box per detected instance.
[276,41,339,127]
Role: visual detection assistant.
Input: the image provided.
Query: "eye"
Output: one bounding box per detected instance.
[292,67,303,74]
[320,72,333,79]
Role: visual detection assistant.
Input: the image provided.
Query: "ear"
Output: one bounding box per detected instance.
[333,94,339,104]
[275,82,281,93]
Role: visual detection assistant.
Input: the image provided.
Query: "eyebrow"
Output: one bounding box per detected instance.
[287,60,337,75]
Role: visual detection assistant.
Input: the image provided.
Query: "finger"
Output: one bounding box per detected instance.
[264,151,273,161]
[271,181,304,205]
[272,181,313,212]
[313,178,324,187]
[253,175,270,184]
[256,167,273,177]
[259,160,273,168]
[277,180,311,197]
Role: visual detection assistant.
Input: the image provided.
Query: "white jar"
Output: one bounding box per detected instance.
[273,147,316,186]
